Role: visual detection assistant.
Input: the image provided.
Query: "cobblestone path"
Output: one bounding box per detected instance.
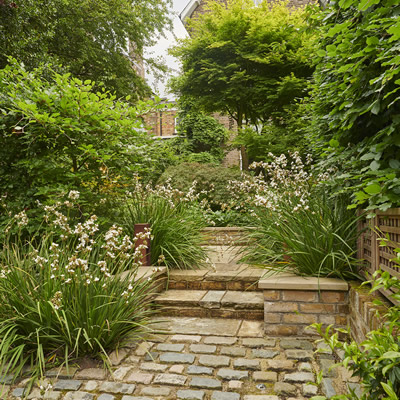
[5,316,350,400]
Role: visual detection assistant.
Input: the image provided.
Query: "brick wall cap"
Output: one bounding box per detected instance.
[259,274,348,291]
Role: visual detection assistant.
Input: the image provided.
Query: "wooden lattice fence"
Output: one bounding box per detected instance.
[357,208,400,303]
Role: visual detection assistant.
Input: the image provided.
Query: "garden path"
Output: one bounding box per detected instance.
[5,242,356,400]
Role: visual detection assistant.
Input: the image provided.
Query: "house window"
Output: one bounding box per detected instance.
[174,117,180,135]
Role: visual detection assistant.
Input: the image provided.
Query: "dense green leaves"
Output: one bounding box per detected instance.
[309,0,400,210]
[0,61,164,221]
[0,0,172,99]
[172,100,229,163]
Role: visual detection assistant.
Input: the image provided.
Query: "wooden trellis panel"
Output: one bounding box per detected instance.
[357,209,400,304]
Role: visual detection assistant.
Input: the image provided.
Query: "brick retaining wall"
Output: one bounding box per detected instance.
[349,283,387,343]
[259,275,389,341]
[259,275,349,337]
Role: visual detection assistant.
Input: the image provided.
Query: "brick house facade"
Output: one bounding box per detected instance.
[143,100,178,138]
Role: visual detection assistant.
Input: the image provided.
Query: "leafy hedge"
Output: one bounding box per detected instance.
[309,0,400,211]
[0,61,168,226]
[157,163,246,210]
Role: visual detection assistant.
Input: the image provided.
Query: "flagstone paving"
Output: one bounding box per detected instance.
[5,316,358,400]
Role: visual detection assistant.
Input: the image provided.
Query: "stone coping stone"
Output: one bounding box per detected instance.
[258,273,348,291]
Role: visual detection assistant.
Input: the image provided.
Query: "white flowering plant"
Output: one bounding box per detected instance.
[0,198,159,388]
[235,152,360,279]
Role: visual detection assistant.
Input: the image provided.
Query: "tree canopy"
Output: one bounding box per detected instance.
[0,0,172,99]
[170,0,314,129]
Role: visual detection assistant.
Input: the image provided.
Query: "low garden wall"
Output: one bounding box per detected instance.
[259,274,388,341]
[348,282,388,343]
[259,275,349,337]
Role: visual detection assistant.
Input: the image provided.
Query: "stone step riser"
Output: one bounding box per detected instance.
[157,307,264,320]
[168,281,260,292]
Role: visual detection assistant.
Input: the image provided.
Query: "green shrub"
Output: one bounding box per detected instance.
[121,190,208,269]
[157,163,246,211]
[313,264,400,400]
[0,60,170,227]
[0,204,158,389]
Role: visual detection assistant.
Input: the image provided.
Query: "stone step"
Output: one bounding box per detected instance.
[201,227,247,246]
[204,245,242,265]
[154,290,264,320]
[168,267,264,292]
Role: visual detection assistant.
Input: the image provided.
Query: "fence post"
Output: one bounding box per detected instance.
[134,223,151,266]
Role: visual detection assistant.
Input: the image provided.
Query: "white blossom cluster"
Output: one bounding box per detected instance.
[228,152,329,215]
[14,210,29,227]
[1,190,152,313]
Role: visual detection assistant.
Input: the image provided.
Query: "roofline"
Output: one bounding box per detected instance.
[179,0,201,25]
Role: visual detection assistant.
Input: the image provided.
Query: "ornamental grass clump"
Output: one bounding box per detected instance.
[122,180,208,269]
[237,152,360,280]
[0,193,158,388]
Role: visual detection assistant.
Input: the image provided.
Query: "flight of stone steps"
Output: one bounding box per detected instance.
[153,228,265,320]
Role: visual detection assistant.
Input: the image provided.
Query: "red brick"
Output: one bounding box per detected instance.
[337,304,349,314]
[282,313,317,325]
[187,281,204,290]
[319,315,336,325]
[282,290,318,302]
[238,310,264,320]
[264,302,298,313]
[263,290,281,301]
[201,281,226,290]
[299,303,335,313]
[168,281,187,290]
[264,312,282,324]
[320,291,347,303]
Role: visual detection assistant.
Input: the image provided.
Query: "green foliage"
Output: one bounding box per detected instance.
[234,115,310,164]
[308,0,400,210]
[173,102,229,163]
[241,192,360,280]
[0,0,172,99]
[0,207,157,388]
[205,209,254,227]
[0,61,164,224]
[312,267,400,400]
[170,0,314,129]
[157,163,246,211]
[121,191,208,269]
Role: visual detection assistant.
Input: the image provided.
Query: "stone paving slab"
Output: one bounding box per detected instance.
[155,317,243,336]
[221,292,264,310]
[7,317,354,400]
